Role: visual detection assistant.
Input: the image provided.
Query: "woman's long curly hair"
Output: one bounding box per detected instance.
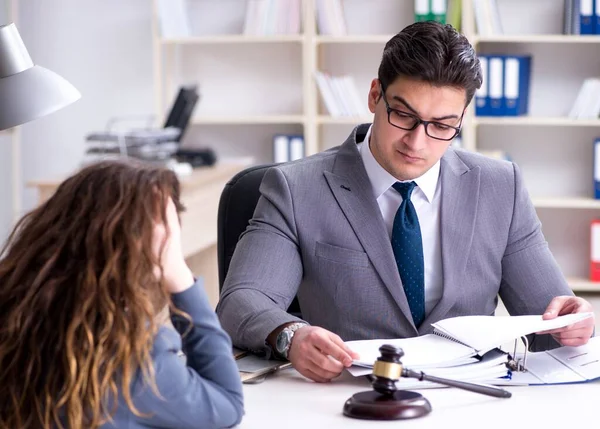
[0,159,186,428]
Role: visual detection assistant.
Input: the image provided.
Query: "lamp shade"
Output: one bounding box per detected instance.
[0,23,81,131]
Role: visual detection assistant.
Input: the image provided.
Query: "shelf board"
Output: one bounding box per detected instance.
[161,35,305,45]
[567,277,600,293]
[474,117,600,127]
[533,198,600,209]
[315,35,393,44]
[475,34,600,44]
[317,115,373,125]
[192,115,305,125]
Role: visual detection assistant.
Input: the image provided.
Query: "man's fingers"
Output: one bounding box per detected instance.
[312,333,354,367]
[552,327,594,340]
[543,296,577,319]
[555,336,591,347]
[301,367,333,383]
[296,347,342,381]
[328,334,360,363]
[537,318,594,335]
[537,326,571,335]
[308,352,344,374]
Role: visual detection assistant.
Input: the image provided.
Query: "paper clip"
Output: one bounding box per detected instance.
[506,335,528,372]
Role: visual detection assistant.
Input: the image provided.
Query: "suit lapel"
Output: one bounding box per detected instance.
[324,125,417,333]
[420,149,480,331]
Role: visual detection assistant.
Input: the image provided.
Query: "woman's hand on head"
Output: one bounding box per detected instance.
[153,198,195,294]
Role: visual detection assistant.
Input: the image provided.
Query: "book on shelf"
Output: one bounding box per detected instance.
[414,0,448,24]
[314,71,370,117]
[315,0,346,36]
[345,312,597,387]
[597,0,600,33]
[580,0,595,34]
[155,0,191,39]
[473,0,503,36]
[447,0,463,31]
[475,55,531,117]
[569,78,600,119]
[273,134,305,163]
[564,0,600,34]
[243,0,302,36]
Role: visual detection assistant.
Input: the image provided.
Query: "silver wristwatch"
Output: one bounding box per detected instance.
[275,322,308,359]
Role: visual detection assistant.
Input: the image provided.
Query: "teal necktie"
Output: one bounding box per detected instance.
[391,181,425,327]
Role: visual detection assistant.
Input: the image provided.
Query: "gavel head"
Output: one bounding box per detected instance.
[371,344,405,397]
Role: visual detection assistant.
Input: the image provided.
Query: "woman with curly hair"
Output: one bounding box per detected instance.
[0,160,244,429]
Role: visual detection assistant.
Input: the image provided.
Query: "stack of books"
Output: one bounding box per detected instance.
[473,0,503,36]
[564,0,600,35]
[273,134,305,163]
[315,71,370,117]
[475,55,532,117]
[315,0,346,36]
[243,0,302,36]
[569,78,600,119]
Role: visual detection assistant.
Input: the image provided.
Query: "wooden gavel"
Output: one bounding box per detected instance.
[344,344,511,420]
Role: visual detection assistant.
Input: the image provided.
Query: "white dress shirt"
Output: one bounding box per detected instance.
[358,125,443,316]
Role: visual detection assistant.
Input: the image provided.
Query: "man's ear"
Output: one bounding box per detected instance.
[368,79,380,113]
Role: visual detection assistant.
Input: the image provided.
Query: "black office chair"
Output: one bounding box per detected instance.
[217,164,302,318]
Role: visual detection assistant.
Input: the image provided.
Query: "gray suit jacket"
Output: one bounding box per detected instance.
[217,124,572,355]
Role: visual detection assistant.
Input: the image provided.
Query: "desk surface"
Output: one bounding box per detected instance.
[240,368,599,429]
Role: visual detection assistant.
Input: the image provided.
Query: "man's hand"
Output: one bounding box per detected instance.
[287,326,360,383]
[537,296,595,347]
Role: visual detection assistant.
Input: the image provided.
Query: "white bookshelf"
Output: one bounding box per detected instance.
[317,115,372,125]
[152,0,600,293]
[567,278,600,293]
[192,115,305,125]
[474,35,600,44]
[474,117,600,127]
[161,35,305,45]
[533,198,600,209]
[464,0,600,294]
[315,35,394,44]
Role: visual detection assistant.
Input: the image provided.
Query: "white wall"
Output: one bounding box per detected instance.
[0,0,154,241]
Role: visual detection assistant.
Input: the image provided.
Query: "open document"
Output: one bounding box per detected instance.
[345,312,596,387]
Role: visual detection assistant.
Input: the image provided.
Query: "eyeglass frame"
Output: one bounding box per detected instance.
[379,84,464,141]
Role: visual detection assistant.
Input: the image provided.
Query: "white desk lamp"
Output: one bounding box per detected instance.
[0,22,80,222]
[0,23,80,130]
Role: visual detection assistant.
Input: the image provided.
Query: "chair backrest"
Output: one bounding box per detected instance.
[217,164,302,318]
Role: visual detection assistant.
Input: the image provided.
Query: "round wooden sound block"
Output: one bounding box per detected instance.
[343,390,432,420]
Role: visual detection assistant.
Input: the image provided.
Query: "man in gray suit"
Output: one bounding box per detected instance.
[217,21,594,383]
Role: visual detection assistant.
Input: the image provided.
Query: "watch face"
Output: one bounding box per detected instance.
[276,330,291,354]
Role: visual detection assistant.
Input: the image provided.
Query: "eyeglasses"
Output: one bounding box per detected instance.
[380,89,463,141]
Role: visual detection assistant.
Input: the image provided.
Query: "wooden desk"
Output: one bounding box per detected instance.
[240,368,599,429]
[27,160,251,308]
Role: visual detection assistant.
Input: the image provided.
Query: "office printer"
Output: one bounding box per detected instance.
[85,85,216,168]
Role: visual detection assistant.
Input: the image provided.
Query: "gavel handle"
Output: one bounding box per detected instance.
[403,369,512,399]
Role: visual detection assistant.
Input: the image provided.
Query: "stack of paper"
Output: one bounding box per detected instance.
[345,312,595,388]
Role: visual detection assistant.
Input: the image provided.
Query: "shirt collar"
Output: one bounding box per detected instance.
[359,124,440,203]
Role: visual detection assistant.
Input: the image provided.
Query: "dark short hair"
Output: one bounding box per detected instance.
[378,21,482,106]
